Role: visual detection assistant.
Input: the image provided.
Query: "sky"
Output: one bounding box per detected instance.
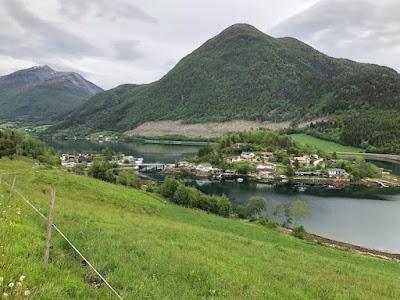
[0,0,399,89]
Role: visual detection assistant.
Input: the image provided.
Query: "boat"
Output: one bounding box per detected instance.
[237,178,244,183]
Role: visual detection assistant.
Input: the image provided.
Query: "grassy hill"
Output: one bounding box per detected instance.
[1,157,400,299]
[49,23,399,136]
[289,133,364,153]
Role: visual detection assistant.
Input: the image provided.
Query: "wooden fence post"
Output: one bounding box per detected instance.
[43,188,56,272]
[10,175,16,197]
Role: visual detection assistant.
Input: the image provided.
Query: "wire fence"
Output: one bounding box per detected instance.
[1,177,124,300]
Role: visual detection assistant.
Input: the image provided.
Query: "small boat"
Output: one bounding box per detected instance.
[237,178,244,183]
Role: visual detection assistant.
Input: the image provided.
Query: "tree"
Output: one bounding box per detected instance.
[235,161,256,175]
[283,202,293,227]
[174,184,189,205]
[285,165,295,177]
[88,159,106,180]
[247,196,267,217]
[105,169,117,183]
[272,203,282,220]
[292,200,309,227]
[236,204,247,219]
[217,194,232,217]
[293,159,300,169]
[160,177,180,198]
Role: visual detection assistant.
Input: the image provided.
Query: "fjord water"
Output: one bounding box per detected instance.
[189,180,400,253]
[42,139,200,163]
[44,139,400,253]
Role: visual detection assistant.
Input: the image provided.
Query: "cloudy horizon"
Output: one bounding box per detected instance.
[0,0,399,89]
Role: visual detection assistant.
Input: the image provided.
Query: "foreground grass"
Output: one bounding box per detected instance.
[290,133,364,153]
[1,158,399,299]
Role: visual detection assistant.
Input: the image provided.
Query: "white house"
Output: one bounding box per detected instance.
[256,163,276,173]
[292,156,310,167]
[241,152,255,159]
[327,168,346,178]
[226,156,242,163]
[196,163,213,172]
[178,161,195,168]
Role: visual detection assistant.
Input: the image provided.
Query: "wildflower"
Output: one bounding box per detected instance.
[3,292,8,298]
[0,277,3,282]
[17,282,22,287]
[8,282,14,288]
[17,211,21,215]
[19,276,25,282]
[24,290,30,296]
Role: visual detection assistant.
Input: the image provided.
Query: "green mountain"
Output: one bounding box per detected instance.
[51,23,399,135]
[0,65,103,123]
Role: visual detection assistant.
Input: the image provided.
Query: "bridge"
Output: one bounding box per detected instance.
[138,163,165,172]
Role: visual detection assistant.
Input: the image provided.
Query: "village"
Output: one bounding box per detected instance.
[58,147,398,187]
[167,151,352,182]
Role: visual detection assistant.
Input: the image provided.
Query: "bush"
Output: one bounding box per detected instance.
[236,204,247,218]
[160,177,180,198]
[266,219,279,229]
[292,225,306,239]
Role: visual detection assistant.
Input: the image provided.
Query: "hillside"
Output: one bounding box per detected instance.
[0,66,103,123]
[1,157,400,298]
[49,23,399,135]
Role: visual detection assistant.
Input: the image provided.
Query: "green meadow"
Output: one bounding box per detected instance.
[290,133,364,153]
[1,158,399,299]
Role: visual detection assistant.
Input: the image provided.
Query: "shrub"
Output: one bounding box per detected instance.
[236,204,247,218]
[292,225,306,239]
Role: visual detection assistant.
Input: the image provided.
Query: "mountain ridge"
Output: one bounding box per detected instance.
[49,23,399,135]
[0,65,103,123]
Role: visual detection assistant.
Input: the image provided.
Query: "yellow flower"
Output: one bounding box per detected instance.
[19,276,25,282]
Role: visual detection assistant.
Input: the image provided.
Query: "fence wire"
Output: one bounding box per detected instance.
[1,177,124,300]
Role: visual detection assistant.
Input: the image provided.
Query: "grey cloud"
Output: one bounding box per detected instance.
[114,40,143,61]
[1,0,98,59]
[270,0,400,71]
[59,0,158,24]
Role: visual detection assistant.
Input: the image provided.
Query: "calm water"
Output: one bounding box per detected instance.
[44,139,400,253]
[42,139,200,164]
[189,180,400,253]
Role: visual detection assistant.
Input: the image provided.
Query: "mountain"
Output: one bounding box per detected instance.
[0,65,103,123]
[50,23,399,135]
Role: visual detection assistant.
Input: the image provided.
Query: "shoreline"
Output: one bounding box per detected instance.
[162,168,400,187]
[309,233,400,261]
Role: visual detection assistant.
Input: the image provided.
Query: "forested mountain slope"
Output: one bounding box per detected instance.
[0,65,103,123]
[50,24,399,135]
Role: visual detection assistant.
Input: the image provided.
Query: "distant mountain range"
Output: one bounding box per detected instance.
[0,65,102,123]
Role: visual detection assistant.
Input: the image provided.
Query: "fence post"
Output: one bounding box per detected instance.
[43,188,56,272]
[10,175,16,197]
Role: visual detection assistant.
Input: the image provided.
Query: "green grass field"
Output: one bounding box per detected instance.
[1,158,399,299]
[290,133,364,153]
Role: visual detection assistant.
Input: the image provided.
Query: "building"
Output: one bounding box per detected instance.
[196,163,213,172]
[261,152,274,158]
[226,156,242,163]
[178,161,195,168]
[255,163,276,173]
[292,156,310,167]
[327,168,346,179]
[241,152,255,159]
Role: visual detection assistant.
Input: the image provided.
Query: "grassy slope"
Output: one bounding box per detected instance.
[1,158,399,299]
[290,133,364,153]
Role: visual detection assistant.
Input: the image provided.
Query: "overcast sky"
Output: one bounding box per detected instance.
[0,0,399,89]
